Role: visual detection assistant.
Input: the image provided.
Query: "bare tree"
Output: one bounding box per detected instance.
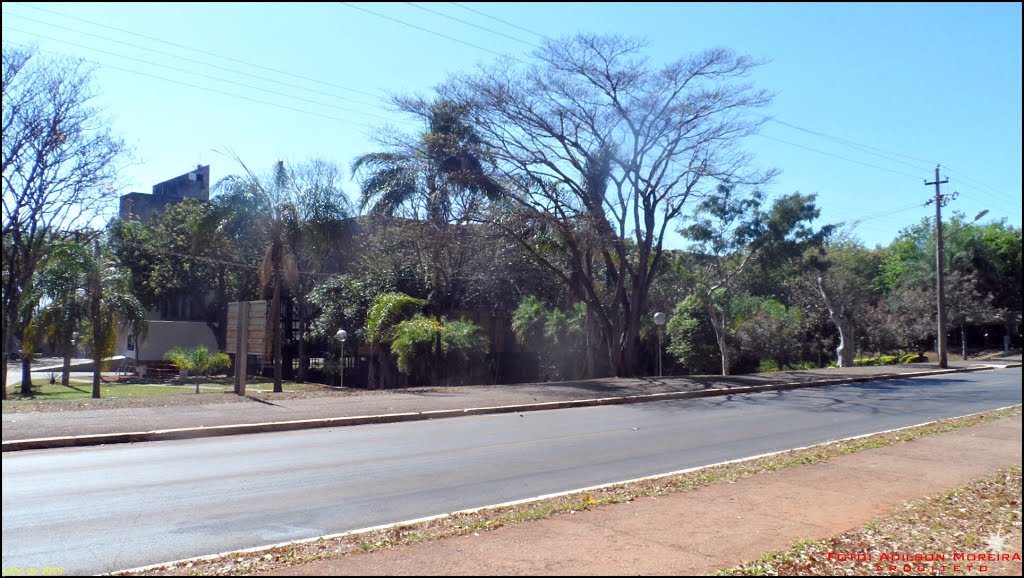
[2,46,126,398]
[444,34,774,376]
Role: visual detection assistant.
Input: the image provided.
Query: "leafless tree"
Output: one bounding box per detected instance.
[443,34,774,376]
[2,46,126,398]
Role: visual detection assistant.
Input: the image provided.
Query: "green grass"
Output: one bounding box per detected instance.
[4,380,233,401]
[3,377,336,403]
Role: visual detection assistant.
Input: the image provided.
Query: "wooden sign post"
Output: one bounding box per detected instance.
[227,300,269,396]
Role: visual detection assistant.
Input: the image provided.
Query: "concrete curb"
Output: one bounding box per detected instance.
[3,364,1015,453]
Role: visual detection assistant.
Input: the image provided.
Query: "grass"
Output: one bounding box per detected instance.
[4,380,229,401]
[2,377,335,410]
[118,405,1022,576]
[719,466,1022,576]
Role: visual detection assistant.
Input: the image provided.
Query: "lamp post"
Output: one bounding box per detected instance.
[335,329,347,388]
[653,312,667,378]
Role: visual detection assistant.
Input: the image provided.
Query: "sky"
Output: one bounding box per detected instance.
[2,2,1020,249]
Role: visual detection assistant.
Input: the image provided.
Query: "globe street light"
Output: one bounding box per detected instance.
[335,329,348,389]
[653,312,667,378]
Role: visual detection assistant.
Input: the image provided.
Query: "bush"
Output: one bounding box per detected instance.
[853,355,898,366]
[900,353,927,363]
[164,345,231,392]
[390,316,489,386]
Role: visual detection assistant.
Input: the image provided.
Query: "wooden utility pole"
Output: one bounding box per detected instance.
[925,165,951,369]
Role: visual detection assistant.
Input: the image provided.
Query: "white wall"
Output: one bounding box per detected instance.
[116,321,220,362]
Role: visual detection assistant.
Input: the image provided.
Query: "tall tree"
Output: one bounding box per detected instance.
[812,241,885,367]
[25,240,91,386]
[444,34,774,377]
[84,239,146,398]
[2,46,126,398]
[353,98,503,316]
[215,158,297,393]
[680,187,829,375]
[214,158,351,390]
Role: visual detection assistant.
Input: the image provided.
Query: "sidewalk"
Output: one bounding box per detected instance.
[261,414,1022,576]
[2,357,1019,451]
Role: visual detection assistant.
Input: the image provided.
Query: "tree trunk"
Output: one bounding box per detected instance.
[91,240,103,399]
[21,354,33,396]
[368,340,378,390]
[1,325,8,400]
[817,277,855,368]
[271,272,283,393]
[705,297,731,376]
[296,319,308,383]
[961,325,967,360]
[62,343,71,386]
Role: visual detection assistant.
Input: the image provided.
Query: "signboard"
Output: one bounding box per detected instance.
[226,300,270,358]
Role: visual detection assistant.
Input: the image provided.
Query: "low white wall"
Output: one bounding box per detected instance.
[116,321,221,362]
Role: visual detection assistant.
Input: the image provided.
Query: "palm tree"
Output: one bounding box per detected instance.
[84,239,147,399]
[352,99,503,314]
[25,240,91,387]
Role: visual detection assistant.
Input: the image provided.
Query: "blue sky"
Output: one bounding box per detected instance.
[2,2,1020,249]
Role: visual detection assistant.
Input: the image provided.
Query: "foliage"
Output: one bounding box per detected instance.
[511,296,588,380]
[2,46,127,398]
[853,355,899,366]
[163,345,231,376]
[734,299,808,371]
[666,295,722,375]
[680,185,829,375]
[365,292,428,343]
[389,316,489,386]
[442,34,775,377]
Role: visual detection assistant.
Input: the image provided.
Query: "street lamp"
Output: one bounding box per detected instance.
[653,312,667,378]
[71,331,79,358]
[335,329,347,388]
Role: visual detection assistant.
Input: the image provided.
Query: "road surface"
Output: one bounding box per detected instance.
[2,368,1020,575]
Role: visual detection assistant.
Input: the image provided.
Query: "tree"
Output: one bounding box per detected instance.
[812,241,885,367]
[665,294,720,375]
[734,299,807,371]
[2,46,126,398]
[511,295,588,380]
[85,239,147,398]
[443,34,774,377]
[364,292,427,389]
[353,98,503,315]
[680,187,828,375]
[164,345,231,394]
[25,240,91,386]
[214,157,353,390]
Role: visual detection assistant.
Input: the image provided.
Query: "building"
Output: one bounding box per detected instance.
[119,165,210,222]
[115,165,218,368]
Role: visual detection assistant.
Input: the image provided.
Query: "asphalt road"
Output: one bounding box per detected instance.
[2,368,1020,575]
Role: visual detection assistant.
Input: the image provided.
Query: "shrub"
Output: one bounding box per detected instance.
[853,355,898,366]
[164,345,231,392]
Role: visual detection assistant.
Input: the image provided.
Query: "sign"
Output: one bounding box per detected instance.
[226,300,271,358]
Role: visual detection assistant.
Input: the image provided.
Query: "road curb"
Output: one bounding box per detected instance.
[1,365,1010,452]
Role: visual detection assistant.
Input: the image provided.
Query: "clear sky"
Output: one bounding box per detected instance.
[2,2,1020,249]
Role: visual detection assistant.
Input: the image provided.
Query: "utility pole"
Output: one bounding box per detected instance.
[925,165,952,369]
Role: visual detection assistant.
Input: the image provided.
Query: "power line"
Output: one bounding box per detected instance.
[337,2,527,63]
[943,169,1017,205]
[448,2,547,39]
[11,1,386,100]
[753,133,923,181]
[404,2,540,48]
[2,27,393,126]
[3,9,389,112]
[2,37,378,129]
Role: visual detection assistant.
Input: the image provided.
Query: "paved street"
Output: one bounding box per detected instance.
[2,368,1019,575]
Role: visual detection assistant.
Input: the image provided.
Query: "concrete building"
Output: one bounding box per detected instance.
[119,165,210,222]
